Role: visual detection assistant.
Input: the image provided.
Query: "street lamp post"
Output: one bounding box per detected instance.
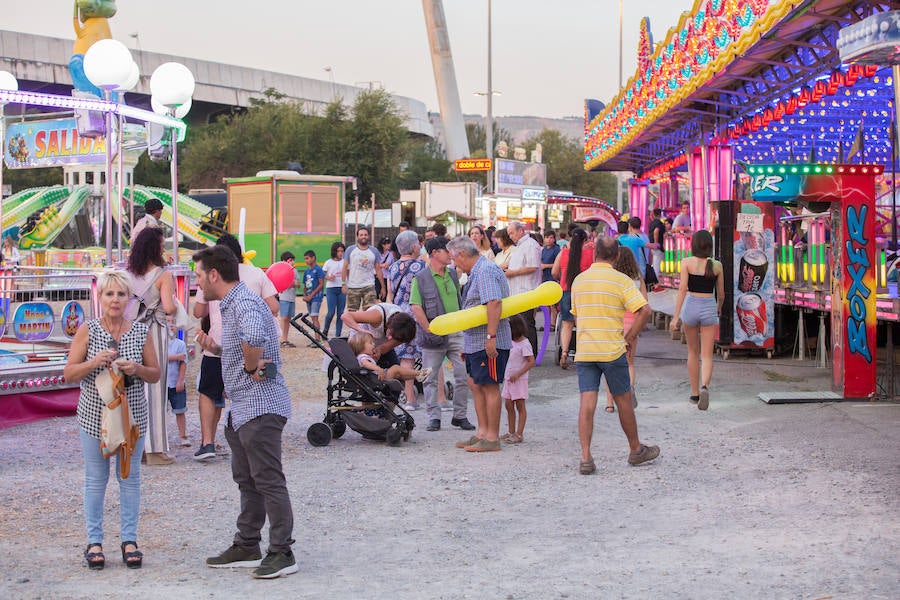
[324,66,336,99]
[150,62,195,265]
[0,71,19,240]
[83,39,134,265]
[486,0,493,193]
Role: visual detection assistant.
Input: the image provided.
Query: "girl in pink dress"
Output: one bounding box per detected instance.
[501,315,535,444]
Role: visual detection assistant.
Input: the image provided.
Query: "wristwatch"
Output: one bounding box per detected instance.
[486,333,497,340]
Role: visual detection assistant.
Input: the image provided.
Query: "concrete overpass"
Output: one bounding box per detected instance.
[0,30,433,137]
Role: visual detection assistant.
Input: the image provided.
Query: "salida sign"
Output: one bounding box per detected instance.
[4,118,108,169]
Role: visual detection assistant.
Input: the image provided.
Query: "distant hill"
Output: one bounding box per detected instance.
[429,113,583,151]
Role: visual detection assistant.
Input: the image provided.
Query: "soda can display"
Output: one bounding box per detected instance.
[736,293,767,337]
[740,232,766,251]
[738,249,768,293]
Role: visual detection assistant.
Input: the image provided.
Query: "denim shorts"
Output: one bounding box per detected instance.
[307,298,322,315]
[465,349,510,385]
[167,387,187,414]
[681,294,718,327]
[279,299,295,318]
[559,290,574,322]
[576,354,631,395]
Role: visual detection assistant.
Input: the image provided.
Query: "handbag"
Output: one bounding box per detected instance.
[96,365,141,479]
[171,296,191,329]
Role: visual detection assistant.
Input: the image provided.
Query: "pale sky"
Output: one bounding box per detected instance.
[2,0,696,118]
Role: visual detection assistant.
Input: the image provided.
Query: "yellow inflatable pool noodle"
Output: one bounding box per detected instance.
[429,281,563,336]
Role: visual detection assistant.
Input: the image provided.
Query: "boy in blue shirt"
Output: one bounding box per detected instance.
[278,251,302,348]
[166,322,190,447]
[303,250,326,344]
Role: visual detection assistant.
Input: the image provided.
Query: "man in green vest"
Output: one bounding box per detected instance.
[409,237,475,432]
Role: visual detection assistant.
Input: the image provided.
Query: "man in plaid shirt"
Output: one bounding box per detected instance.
[193,246,297,580]
[447,236,511,453]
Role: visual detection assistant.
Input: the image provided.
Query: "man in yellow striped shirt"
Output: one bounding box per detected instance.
[571,237,659,474]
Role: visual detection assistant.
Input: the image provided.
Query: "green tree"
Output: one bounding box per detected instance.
[399,139,453,189]
[522,128,617,201]
[346,89,408,207]
[1,166,63,192]
[465,122,512,158]
[179,89,409,209]
[133,153,172,189]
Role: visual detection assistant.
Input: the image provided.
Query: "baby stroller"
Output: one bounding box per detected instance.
[290,314,415,447]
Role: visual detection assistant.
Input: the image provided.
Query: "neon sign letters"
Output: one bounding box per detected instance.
[844,204,871,362]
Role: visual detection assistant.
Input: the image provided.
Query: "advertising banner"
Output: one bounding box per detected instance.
[733,201,775,349]
[13,302,55,342]
[494,158,547,198]
[831,173,877,398]
[4,118,108,169]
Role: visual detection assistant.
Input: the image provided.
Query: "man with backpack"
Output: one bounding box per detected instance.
[409,237,474,433]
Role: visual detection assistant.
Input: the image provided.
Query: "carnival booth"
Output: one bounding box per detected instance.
[583,1,899,400]
[0,6,196,425]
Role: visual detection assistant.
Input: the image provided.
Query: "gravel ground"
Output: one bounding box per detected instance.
[1,326,898,599]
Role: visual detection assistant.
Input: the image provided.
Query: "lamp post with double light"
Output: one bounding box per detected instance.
[83,39,135,264]
[0,71,19,240]
[150,62,195,264]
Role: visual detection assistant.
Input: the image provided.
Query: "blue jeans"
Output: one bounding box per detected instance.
[323,286,345,337]
[80,429,145,544]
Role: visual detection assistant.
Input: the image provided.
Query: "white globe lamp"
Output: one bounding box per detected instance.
[116,61,140,92]
[83,39,134,91]
[150,62,195,108]
[0,70,18,91]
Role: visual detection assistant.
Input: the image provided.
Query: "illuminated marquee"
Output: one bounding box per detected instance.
[454,158,493,172]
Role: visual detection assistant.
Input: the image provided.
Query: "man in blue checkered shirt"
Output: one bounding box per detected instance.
[447,236,511,453]
[192,246,297,580]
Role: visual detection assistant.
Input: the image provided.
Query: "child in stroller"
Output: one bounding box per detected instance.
[349,332,431,384]
[290,314,416,447]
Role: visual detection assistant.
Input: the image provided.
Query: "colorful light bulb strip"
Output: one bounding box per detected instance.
[0,89,186,142]
[0,375,67,391]
[722,65,879,142]
[584,0,795,170]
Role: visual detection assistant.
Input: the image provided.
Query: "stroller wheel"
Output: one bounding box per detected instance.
[307,422,332,447]
[385,426,402,447]
[330,418,346,439]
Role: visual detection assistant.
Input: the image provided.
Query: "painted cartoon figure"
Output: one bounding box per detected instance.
[69,0,117,97]
[64,301,85,337]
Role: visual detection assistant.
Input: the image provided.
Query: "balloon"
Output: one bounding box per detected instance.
[429,281,563,336]
[266,261,296,294]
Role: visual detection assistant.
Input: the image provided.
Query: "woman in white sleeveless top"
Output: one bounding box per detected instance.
[127,228,177,464]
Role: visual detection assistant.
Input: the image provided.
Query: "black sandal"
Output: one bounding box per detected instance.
[121,541,143,569]
[85,543,105,570]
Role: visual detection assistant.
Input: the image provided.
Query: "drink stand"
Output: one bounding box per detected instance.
[744,164,884,402]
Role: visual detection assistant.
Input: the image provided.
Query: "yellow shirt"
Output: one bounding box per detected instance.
[571,263,647,362]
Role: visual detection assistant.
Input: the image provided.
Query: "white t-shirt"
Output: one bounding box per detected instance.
[345,244,379,289]
[507,235,542,296]
[324,259,344,288]
[194,263,277,357]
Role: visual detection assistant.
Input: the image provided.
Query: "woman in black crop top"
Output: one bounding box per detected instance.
[670,230,724,410]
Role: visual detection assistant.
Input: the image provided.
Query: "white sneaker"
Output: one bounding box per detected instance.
[178,437,192,447]
[415,368,432,383]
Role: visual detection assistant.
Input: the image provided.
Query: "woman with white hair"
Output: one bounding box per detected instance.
[386,229,426,409]
[64,270,161,570]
